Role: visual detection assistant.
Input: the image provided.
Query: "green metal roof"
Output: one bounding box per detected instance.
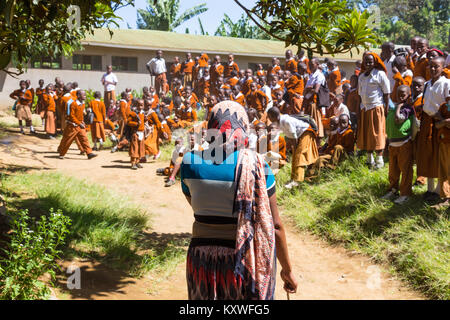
[82,29,377,61]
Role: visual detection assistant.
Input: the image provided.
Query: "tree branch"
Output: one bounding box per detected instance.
[233,0,286,42]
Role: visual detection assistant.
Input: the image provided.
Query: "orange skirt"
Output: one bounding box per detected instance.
[416,112,439,178]
[303,101,324,138]
[15,104,32,121]
[45,110,56,135]
[356,106,386,151]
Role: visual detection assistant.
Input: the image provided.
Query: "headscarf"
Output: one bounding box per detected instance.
[361,51,388,74]
[207,100,249,154]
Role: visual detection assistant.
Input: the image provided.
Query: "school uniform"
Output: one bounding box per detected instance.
[43,91,56,135]
[182,59,195,87]
[128,111,145,161]
[285,58,298,73]
[417,76,450,178]
[224,62,239,78]
[437,102,450,199]
[279,114,318,182]
[413,54,431,81]
[327,67,342,94]
[144,109,162,157]
[10,89,33,124]
[90,99,106,143]
[357,68,391,151]
[35,86,45,118]
[304,69,326,138]
[391,69,413,103]
[58,100,92,157]
[386,104,414,196]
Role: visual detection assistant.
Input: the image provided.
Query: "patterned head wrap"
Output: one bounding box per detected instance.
[207,100,249,152]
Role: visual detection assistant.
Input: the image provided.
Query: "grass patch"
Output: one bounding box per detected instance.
[0,171,189,278]
[277,156,449,300]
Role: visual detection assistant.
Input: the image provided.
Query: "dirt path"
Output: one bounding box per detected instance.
[0,124,425,300]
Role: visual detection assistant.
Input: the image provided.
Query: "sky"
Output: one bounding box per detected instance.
[114,0,257,35]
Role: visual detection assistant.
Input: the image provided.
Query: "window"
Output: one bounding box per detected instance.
[112,56,138,72]
[72,54,102,71]
[31,56,62,69]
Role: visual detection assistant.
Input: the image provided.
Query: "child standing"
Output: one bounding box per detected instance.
[127,99,145,170]
[383,85,414,204]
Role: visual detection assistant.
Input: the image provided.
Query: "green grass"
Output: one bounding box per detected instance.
[0,172,188,278]
[277,156,449,299]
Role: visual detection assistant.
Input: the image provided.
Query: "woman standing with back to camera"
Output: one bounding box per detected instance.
[180,100,297,300]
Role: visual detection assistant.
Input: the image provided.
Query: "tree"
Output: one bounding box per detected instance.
[0,0,132,75]
[233,0,380,57]
[137,0,207,32]
[348,0,450,47]
[215,13,273,40]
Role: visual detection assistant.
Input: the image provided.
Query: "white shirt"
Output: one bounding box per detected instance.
[101,72,118,92]
[423,76,450,116]
[358,69,391,110]
[260,85,273,110]
[279,114,310,140]
[383,54,396,90]
[147,57,167,75]
[306,69,326,88]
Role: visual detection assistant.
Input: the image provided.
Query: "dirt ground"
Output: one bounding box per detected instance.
[0,123,425,300]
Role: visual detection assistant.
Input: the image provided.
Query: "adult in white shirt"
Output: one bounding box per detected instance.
[303,57,326,138]
[101,65,118,111]
[416,56,450,199]
[146,50,167,96]
[357,52,391,169]
[381,41,396,90]
[268,106,319,189]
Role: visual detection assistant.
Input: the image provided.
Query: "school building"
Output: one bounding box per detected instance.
[0,28,373,110]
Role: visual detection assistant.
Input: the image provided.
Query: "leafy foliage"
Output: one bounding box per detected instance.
[0,0,133,75]
[348,0,450,47]
[234,0,380,56]
[215,13,273,40]
[0,209,71,300]
[137,0,208,32]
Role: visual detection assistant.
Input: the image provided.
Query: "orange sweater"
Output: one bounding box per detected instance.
[68,100,85,125]
[10,89,33,105]
[42,92,56,112]
[391,70,413,103]
[246,90,269,112]
[224,62,239,78]
[336,127,355,153]
[328,69,341,94]
[90,99,106,122]
[413,57,431,81]
[285,59,297,73]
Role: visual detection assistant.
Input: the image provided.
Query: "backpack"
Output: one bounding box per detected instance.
[317,83,330,108]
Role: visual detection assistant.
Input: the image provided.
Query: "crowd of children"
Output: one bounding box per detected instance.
[9,40,450,207]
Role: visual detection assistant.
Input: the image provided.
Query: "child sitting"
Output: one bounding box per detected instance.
[382,85,414,204]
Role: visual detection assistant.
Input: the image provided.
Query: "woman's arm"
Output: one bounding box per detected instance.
[269,192,298,294]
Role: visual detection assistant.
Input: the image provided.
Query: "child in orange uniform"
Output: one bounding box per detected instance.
[89,91,107,151]
[10,80,35,134]
[127,99,145,169]
[42,84,57,138]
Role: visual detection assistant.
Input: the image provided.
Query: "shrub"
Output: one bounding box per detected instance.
[0,209,71,300]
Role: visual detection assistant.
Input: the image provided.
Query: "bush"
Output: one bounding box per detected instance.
[0,209,71,300]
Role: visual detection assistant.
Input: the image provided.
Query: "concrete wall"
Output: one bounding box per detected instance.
[0,45,357,110]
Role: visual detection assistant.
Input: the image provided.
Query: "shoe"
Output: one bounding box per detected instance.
[366,161,375,169]
[87,153,98,160]
[156,168,165,175]
[394,195,409,205]
[165,178,176,187]
[136,163,143,168]
[131,164,138,170]
[93,146,98,151]
[382,189,398,200]
[374,161,384,170]
[98,144,103,151]
[284,181,299,190]
[153,151,161,160]
[140,157,147,163]
[79,151,86,155]
[48,135,56,140]
[20,129,25,134]
[111,146,117,153]
[59,155,64,159]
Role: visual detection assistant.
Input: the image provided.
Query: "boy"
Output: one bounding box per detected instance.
[411,76,426,186]
[127,99,145,169]
[58,90,97,160]
[265,123,287,173]
[383,85,414,204]
[391,55,413,103]
[246,82,269,119]
[35,79,46,126]
[89,91,106,151]
[231,85,245,107]
[156,137,186,186]
[268,106,319,189]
